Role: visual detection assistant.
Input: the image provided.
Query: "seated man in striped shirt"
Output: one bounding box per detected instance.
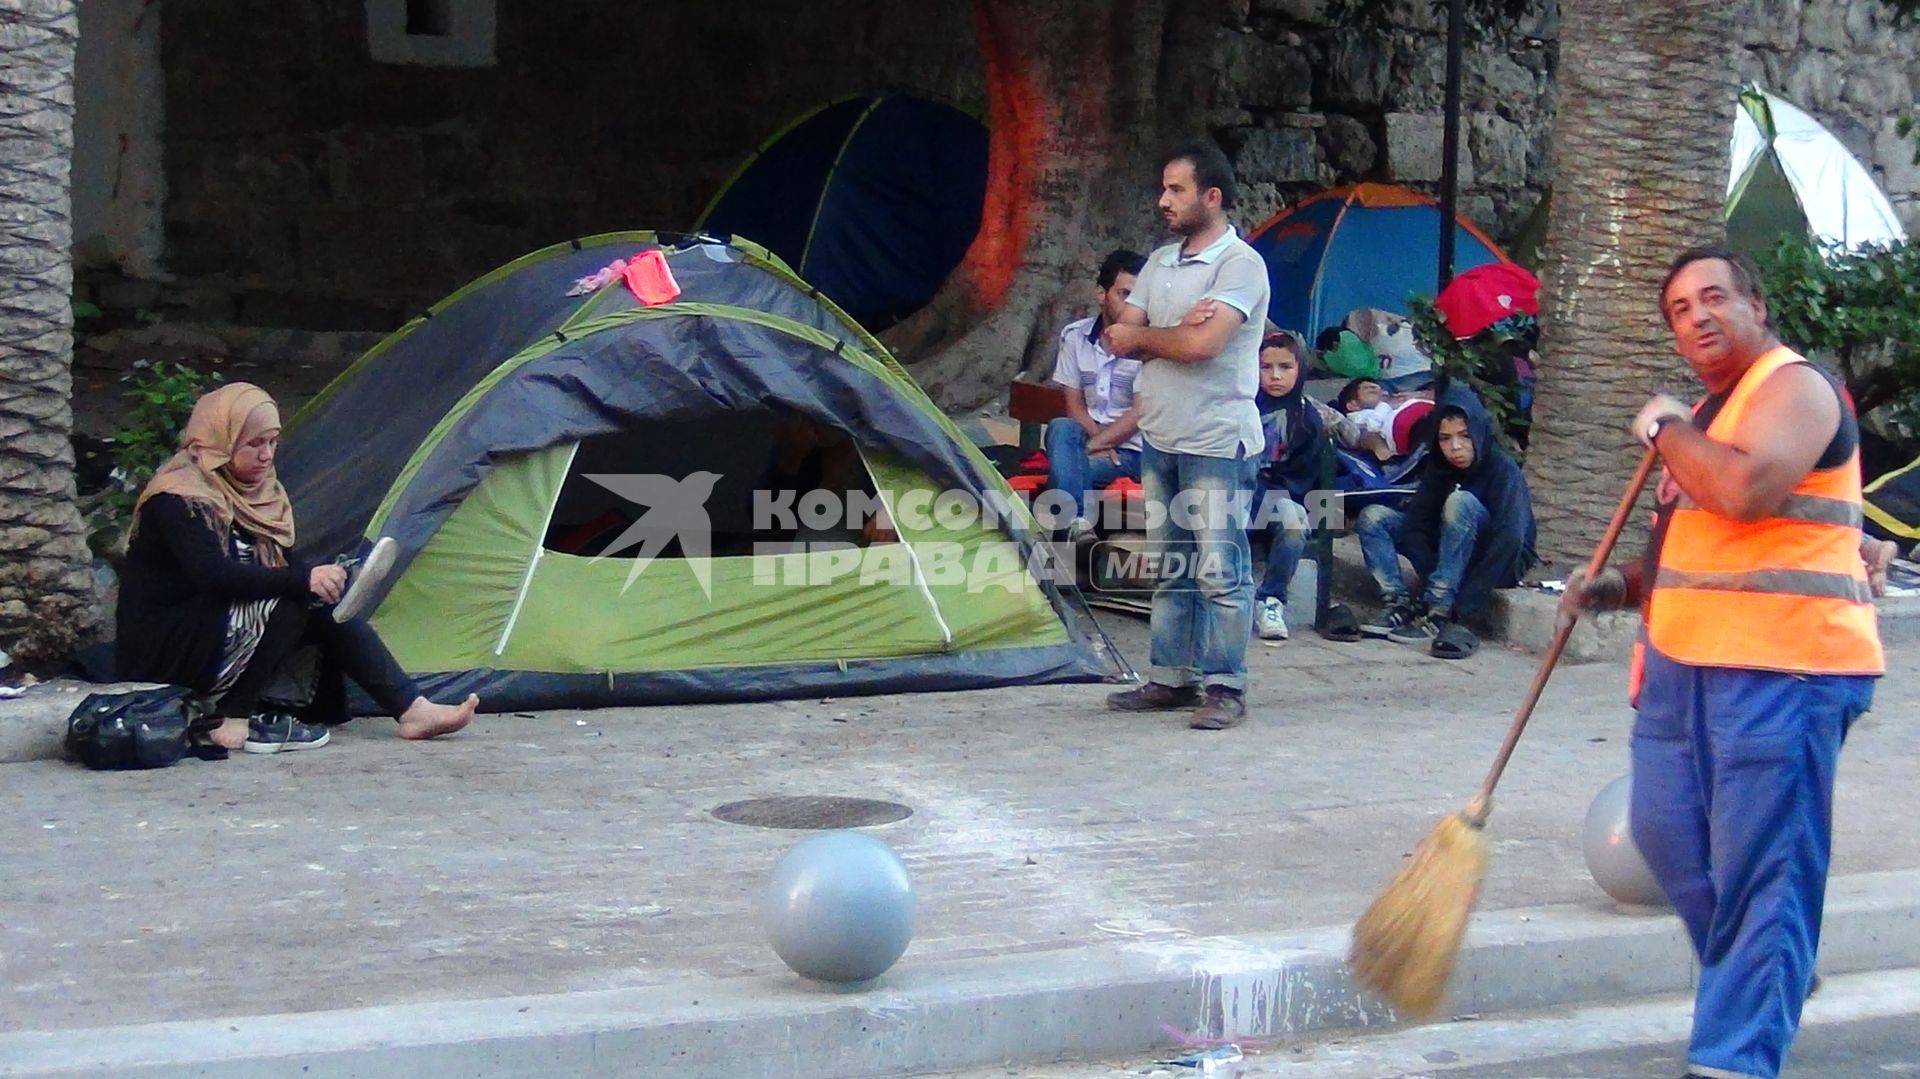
[1043,249,1147,545]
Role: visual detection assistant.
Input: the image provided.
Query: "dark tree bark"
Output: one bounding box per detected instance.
[884,0,1232,412]
[1524,0,1739,570]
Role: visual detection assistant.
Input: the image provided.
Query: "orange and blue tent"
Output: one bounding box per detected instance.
[1247,183,1514,336]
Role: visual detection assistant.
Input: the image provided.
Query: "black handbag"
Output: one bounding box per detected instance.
[65,686,202,770]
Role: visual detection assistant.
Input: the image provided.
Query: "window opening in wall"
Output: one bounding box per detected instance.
[406,0,453,37]
[368,0,493,66]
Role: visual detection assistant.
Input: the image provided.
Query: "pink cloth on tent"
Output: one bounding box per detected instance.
[623,250,682,306]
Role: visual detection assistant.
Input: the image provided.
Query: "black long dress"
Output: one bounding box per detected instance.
[114,493,311,690]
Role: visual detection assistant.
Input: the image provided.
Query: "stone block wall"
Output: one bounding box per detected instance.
[1737,0,1920,233]
[71,0,1920,359]
[137,0,984,330]
[1206,0,1560,241]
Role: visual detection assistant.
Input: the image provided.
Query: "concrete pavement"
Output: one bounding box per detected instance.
[1,620,1915,1076]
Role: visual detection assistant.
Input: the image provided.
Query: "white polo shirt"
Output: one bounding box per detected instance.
[1126,227,1270,458]
[1049,316,1144,451]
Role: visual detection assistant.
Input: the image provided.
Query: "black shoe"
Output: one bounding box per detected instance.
[1361,601,1420,639]
[244,712,331,754]
[1388,612,1438,645]
[1190,686,1246,730]
[1107,682,1202,712]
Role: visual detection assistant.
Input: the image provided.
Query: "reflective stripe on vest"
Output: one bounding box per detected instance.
[1654,567,1874,603]
[1674,492,1862,528]
[1646,346,1884,677]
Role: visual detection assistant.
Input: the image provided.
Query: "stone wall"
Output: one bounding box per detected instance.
[71,0,164,279]
[69,0,1920,365]
[131,0,984,331]
[1737,0,1920,233]
[1207,0,1559,243]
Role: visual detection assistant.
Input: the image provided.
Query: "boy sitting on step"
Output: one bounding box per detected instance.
[1354,384,1535,660]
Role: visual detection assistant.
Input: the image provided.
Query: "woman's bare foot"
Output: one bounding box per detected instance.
[208,717,249,750]
[396,694,478,740]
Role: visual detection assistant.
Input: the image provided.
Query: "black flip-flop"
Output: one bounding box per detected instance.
[1430,620,1479,660]
[1317,603,1363,643]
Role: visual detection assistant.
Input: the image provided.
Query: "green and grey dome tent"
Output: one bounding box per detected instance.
[1727,83,1907,260]
[278,233,1126,713]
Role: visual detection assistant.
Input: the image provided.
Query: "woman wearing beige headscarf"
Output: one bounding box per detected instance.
[116,383,476,753]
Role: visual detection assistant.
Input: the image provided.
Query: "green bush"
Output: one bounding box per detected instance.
[1755,235,1920,428]
[87,361,222,553]
[1407,295,1527,455]
[114,361,221,485]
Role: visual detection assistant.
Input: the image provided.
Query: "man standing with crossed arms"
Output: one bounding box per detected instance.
[1101,141,1269,731]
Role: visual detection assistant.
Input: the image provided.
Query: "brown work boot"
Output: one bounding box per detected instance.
[1106,681,1202,712]
[1189,686,1246,730]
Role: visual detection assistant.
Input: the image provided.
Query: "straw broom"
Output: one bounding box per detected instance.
[1349,447,1659,1019]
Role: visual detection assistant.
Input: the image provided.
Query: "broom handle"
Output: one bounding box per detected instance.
[1464,446,1658,826]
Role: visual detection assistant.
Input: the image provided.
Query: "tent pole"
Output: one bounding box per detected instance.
[1437,0,1465,289]
[495,442,580,657]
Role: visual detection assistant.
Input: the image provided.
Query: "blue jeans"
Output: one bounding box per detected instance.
[1141,444,1256,692]
[1044,417,1142,527]
[1631,647,1875,1079]
[1251,478,1307,602]
[1354,490,1521,618]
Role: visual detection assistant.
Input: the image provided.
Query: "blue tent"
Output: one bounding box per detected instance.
[696,95,989,331]
[1248,183,1513,336]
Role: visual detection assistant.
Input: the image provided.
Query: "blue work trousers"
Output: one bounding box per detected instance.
[1630,646,1876,1079]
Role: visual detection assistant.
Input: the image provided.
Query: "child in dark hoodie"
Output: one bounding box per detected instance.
[1354,383,1535,658]
[1250,332,1334,641]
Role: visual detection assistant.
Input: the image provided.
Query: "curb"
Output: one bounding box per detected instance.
[1319,534,1920,663]
[5,870,1918,1079]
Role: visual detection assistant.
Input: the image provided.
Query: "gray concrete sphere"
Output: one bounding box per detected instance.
[764,831,916,983]
[1581,773,1670,909]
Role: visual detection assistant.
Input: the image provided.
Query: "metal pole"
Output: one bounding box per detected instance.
[1437,0,1465,289]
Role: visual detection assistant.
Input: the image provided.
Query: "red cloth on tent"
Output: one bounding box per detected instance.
[624,250,682,306]
[1434,263,1540,339]
[1006,474,1048,494]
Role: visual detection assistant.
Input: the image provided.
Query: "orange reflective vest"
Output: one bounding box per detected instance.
[1640,347,1884,683]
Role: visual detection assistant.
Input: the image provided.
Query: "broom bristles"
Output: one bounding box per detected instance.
[1349,811,1488,1019]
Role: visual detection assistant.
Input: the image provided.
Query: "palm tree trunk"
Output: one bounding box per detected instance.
[0,0,95,658]
[1525,0,1739,570]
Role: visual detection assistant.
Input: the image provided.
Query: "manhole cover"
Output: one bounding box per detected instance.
[711,796,913,830]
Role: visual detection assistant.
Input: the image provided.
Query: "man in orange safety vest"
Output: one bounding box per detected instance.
[1560,245,1883,1079]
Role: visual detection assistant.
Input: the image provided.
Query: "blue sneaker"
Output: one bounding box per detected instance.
[244,712,331,754]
